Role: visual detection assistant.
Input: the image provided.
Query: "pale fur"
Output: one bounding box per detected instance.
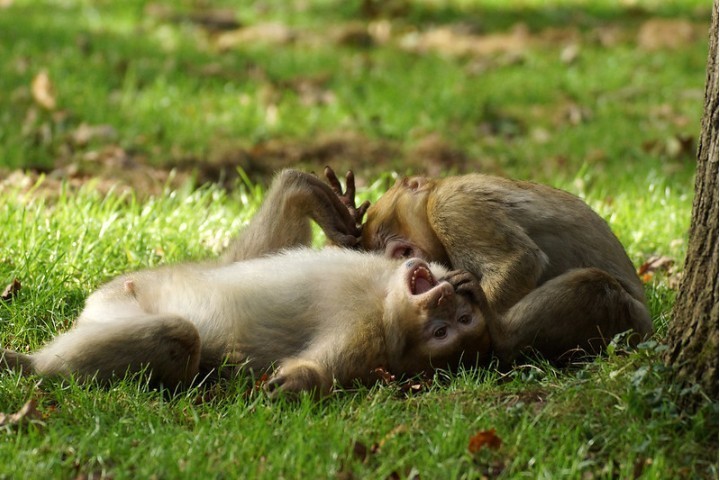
[2,170,492,397]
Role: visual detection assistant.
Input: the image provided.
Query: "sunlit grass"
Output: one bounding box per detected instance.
[0,0,715,478]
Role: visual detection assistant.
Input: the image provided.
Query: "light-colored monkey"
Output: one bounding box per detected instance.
[325,168,653,363]
[1,170,491,397]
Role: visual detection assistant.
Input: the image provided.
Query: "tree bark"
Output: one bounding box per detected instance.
[664,2,719,402]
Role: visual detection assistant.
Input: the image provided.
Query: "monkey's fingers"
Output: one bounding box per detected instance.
[324,166,344,196]
[344,170,356,200]
[356,201,371,224]
[324,166,361,212]
[329,232,361,249]
[313,183,362,236]
[444,270,487,302]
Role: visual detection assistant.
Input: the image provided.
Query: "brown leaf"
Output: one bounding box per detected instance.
[373,367,396,384]
[398,381,427,396]
[1,278,21,302]
[31,70,57,110]
[637,256,675,276]
[0,399,43,428]
[468,429,502,453]
[254,372,269,390]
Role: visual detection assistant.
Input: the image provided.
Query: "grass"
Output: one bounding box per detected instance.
[0,0,716,478]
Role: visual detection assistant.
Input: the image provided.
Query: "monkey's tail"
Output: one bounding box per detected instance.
[1,349,34,375]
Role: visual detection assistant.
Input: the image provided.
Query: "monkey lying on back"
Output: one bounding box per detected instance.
[324,168,653,363]
[1,171,491,397]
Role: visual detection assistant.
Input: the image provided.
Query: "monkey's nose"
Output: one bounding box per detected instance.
[404,259,421,269]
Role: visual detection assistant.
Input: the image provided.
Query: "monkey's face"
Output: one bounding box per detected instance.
[383,258,491,376]
[362,177,450,265]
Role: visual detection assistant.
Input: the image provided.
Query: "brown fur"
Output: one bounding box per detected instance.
[356,173,653,363]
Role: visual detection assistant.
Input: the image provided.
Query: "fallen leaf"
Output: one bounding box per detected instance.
[216,23,296,51]
[398,380,427,396]
[31,70,56,110]
[637,255,675,276]
[0,399,43,428]
[70,123,118,147]
[373,367,396,384]
[468,429,502,453]
[1,278,21,302]
[560,43,580,64]
[254,372,269,390]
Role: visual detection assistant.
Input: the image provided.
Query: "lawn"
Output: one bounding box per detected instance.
[0,0,717,478]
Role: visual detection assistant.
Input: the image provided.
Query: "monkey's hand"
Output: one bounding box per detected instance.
[325,166,371,229]
[444,270,491,311]
[265,358,333,400]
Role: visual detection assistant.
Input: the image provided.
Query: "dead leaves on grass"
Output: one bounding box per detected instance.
[143,1,707,59]
[5,6,707,198]
[341,426,418,480]
[372,367,431,397]
[203,15,707,59]
[1,279,21,302]
[638,255,682,288]
[0,399,44,429]
[468,428,502,453]
[31,70,56,110]
[343,426,505,479]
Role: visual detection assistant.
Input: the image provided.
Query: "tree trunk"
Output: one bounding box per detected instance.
[664,2,719,402]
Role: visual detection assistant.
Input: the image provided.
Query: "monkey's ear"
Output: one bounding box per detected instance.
[403,176,429,192]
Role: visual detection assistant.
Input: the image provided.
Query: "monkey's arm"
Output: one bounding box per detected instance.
[222,170,361,262]
[428,193,549,314]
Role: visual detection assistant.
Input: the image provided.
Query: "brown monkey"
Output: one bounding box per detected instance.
[1,170,491,397]
[326,168,653,363]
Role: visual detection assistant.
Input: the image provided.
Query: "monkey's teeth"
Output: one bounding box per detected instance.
[411,266,435,295]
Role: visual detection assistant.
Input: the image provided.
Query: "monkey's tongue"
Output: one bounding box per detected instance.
[413,276,433,294]
[410,266,436,295]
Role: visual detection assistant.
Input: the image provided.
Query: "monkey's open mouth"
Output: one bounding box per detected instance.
[409,264,437,295]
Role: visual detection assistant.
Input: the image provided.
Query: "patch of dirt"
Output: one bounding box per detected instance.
[202,15,708,59]
[2,130,489,198]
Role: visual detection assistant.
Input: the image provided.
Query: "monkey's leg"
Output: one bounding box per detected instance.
[29,314,201,388]
[489,268,653,363]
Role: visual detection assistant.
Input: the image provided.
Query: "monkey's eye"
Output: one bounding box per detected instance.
[433,327,448,339]
[390,245,414,259]
[457,315,472,325]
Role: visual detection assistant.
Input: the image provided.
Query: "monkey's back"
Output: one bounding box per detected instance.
[432,174,644,301]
